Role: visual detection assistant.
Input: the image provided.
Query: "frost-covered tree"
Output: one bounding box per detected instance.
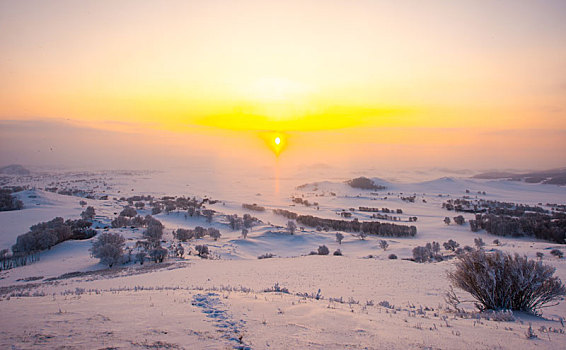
[241,228,249,239]
[287,220,297,235]
[336,232,344,244]
[443,217,451,225]
[151,204,163,215]
[174,228,194,242]
[208,227,221,241]
[443,239,460,251]
[90,232,125,267]
[453,215,465,225]
[202,209,214,223]
[111,215,130,228]
[194,226,206,239]
[175,243,184,258]
[379,240,389,251]
[120,206,137,218]
[243,213,256,228]
[228,214,243,230]
[412,246,430,263]
[143,216,163,243]
[149,245,167,263]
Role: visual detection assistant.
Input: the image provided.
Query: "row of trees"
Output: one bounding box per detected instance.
[173,226,221,241]
[294,215,417,237]
[468,213,565,244]
[12,215,97,254]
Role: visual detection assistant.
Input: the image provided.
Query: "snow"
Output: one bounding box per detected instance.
[0,168,565,349]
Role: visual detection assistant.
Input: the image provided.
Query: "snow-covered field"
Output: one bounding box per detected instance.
[1,168,565,349]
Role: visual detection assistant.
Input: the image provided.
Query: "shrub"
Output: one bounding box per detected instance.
[151,205,162,215]
[120,206,137,217]
[447,249,566,314]
[550,249,564,258]
[195,245,209,258]
[135,251,147,265]
[474,237,485,249]
[379,240,389,251]
[388,253,398,259]
[336,233,344,244]
[443,217,451,225]
[333,249,342,256]
[453,215,465,225]
[80,206,96,220]
[90,232,125,267]
[317,245,329,255]
[149,246,167,263]
[443,239,460,251]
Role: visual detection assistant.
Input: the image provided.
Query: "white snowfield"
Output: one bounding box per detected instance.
[0,170,565,349]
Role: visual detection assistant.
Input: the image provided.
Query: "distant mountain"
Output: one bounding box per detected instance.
[0,164,31,175]
[473,167,566,185]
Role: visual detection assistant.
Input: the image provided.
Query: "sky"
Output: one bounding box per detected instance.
[1,0,565,172]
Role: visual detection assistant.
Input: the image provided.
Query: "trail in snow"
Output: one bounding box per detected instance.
[192,292,252,350]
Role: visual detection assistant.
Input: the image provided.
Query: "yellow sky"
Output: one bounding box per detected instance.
[1,0,565,167]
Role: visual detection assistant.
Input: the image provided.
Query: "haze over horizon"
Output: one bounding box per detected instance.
[1,1,565,172]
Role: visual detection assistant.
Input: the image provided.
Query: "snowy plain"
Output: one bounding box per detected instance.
[0,168,565,349]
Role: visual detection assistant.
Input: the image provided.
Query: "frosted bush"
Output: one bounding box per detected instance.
[317,245,329,255]
[90,232,125,267]
[448,249,566,314]
[120,206,137,218]
[443,239,460,251]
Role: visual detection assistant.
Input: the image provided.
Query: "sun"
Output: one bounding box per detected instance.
[261,132,287,157]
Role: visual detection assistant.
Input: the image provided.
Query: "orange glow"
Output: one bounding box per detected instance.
[0,1,564,169]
